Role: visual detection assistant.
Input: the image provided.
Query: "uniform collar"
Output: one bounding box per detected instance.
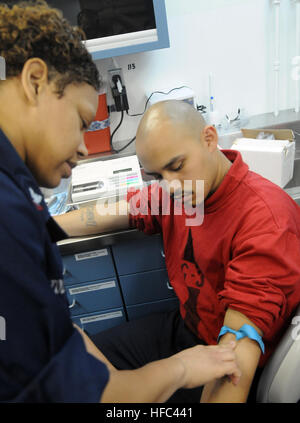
[0,128,67,242]
[0,128,29,177]
[204,149,249,212]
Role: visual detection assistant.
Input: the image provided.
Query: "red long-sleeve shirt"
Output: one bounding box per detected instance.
[127,150,300,365]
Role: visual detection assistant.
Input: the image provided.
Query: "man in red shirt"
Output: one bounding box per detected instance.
[0,2,240,402]
[58,100,300,402]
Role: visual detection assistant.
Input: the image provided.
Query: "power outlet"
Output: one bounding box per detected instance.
[108,67,129,112]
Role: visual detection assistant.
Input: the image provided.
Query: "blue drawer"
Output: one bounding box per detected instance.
[66,278,123,316]
[119,268,176,305]
[72,308,126,336]
[62,247,115,285]
[112,235,166,275]
[127,298,179,321]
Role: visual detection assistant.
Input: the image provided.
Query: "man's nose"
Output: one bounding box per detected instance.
[161,172,182,194]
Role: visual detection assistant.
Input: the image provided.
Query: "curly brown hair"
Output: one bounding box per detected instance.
[0,0,101,96]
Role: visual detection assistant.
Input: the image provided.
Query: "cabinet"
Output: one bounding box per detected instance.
[46,0,170,60]
[62,246,126,336]
[63,247,115,284]
[61,234,179,335]
[112,235,178,320]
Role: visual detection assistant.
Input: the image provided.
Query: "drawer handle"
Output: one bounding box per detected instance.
[166,281,173,290]
[63,266,73,278]
[68,298,77,309]
[160,248,165,258]
[63,266,70,276]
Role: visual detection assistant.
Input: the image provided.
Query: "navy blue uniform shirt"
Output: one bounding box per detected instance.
[0,129,109,402]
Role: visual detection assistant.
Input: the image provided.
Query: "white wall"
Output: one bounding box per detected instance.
[95,0,298,144]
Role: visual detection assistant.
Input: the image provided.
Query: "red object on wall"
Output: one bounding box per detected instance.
[84,93,111,154]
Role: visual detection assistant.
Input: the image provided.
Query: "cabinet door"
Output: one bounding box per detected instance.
[127,298,179,321]
[119,268,176,305]
[72,308,126,336]
[112,235,166,275]
[66,278,123,316]
[62,247,115,285]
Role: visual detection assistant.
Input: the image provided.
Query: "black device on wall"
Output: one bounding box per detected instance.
[111,74,129,112]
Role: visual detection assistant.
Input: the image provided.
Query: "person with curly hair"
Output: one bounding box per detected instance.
[0,1,241,403]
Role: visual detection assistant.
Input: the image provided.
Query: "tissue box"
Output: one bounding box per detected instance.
[230,129,295,188]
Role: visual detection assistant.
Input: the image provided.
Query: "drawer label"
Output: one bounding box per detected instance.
[69,281,116,295]
[75,249,108,261]
[80,310,123,324]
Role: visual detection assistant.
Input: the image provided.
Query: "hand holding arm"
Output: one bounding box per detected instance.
[101,342,240,403]
[201,308,262,403]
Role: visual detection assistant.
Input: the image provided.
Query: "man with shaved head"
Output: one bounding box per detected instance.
[0,0,242,402]
[58,100,300,403]
[135,100,231,207]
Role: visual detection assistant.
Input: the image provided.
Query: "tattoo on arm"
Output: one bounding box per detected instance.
[81,205,97,227]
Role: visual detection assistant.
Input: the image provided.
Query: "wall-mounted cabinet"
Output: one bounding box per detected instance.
[47,0,170,60]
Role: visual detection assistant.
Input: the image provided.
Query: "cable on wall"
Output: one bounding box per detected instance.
[110,86,193,153]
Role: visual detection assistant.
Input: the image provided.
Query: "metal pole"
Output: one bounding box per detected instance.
[273,0,281,117]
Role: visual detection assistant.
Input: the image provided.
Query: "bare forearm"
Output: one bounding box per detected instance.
[55,200,130,237]
[201,309,262,403]
[201,346,258,403]
[73,325,175,402]
[73,327,240,403]
[75,321,182,403]
[74,324,116,372]
[102,357,185,403]
[102,343,241,403]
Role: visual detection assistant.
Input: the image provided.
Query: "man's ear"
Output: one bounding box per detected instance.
[202,125,219,152]
[20,58,49,105]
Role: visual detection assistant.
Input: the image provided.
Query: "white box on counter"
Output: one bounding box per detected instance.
[71,155,143,203]
[230,128,295,188]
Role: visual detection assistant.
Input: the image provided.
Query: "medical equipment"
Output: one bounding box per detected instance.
[71,155,143,203]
